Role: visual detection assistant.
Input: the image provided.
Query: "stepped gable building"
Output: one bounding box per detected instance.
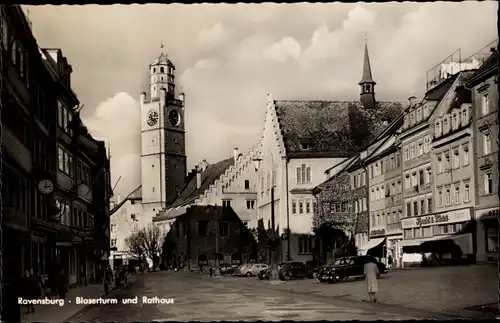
[257,40,405,263]
[154,144,261,269]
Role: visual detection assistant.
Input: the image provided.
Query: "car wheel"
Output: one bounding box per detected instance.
[246,272,252,277]
[282,272,290,281]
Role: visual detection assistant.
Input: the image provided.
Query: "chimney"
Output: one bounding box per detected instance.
[116,194,121,204]
[179,92,185,102]
[140,92,146,104]
[233,147,239,162]
[196,172,202,189]
[408,96,417,107]
[196,165,202,189]
[201,159,208,172]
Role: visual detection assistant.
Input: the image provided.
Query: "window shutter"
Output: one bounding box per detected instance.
[306,167,311,183]
[296,167,301,184]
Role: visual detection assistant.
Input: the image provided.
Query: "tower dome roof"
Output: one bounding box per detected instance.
[151,52,174,67]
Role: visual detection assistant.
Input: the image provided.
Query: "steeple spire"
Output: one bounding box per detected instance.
[359,34,375,85]
[359,34,376,109]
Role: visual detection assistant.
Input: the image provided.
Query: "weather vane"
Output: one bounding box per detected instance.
[160,41,164,54]
[364,32,368,44]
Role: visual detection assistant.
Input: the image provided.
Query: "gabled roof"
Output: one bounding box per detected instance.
[325,155,358,175]
[363,135,398,165]
[274,99,403,158]
[426,73,459,102]
[153,157,235,222]
[109,185,142,216]
[465,50,498,88]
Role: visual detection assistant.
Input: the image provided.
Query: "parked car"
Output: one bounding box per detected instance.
[232,264,251,276]
[220,264,239,275]
[236,264,269,277]
[318,256,388,283]
[257,264,285,280]
[313,265,332,281]
[279,262,309,280]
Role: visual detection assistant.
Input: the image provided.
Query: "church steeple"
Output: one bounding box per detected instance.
[359,35,376,109]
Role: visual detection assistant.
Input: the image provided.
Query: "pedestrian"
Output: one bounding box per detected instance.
[199,263,203,273]
[104,265,113,295]
[363,258,380,303]
[387,254,393,269]
[22,270,35,314]
[57,268,68,299]
[209,267,214,278]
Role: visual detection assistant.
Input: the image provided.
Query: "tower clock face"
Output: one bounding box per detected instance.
[169,110,180,127]
[147,110,159,126]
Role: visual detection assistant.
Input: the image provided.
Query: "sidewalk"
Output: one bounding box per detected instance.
[21,274,138,323]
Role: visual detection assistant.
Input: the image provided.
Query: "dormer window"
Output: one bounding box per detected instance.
[300,142,311,150]
[435,119,442,137]
[403,116,409,128]
[409,112,415,126]
[423,104,429,118]
[461,105,470,126]
[452,113,458,130]
[443,117,449,134]
[416,108,422,122]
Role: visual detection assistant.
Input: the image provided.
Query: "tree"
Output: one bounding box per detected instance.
[126,224,164,270]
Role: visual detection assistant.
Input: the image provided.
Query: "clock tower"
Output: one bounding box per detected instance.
[140,45,187,219]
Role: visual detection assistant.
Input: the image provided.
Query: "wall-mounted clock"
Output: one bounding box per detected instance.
[147,110,159,126]
[169,110,180,127]
[38,179,54,195]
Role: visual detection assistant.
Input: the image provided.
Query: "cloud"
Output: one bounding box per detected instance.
[83,92,141,197]
[26,3,498,195]
[196,22,226,50]
[263,37,302,62]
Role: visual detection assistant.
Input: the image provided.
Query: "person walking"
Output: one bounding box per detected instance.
[209,267,213,278]
[104,265,113,295]
[57,268,68,299]
[363,258,380,303]
[387,254,393,269]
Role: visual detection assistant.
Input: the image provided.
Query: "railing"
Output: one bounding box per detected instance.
[425,39,499,91]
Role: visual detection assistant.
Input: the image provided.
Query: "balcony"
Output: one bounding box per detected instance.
[4,207,28,231]
[2,126,32,173]
[77,183,93,202]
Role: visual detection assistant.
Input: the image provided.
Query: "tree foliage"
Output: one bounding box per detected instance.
[126,224,164,267]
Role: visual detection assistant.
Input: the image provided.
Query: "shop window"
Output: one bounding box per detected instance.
[404,229,413,240]
[439,224,448,234]
[414,227,421,238]
[422,226,432,237]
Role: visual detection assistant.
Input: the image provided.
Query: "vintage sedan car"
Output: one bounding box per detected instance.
[319,256,388,283]
[237,263,269,277]
[279,262,309,280]
[232,264,252,276]
[220,264,239,275]
[257,264,285,280]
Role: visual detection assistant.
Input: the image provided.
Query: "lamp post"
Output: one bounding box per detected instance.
[210,205,222,277]
[253,156,280,282]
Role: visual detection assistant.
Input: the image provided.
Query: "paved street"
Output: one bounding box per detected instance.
[224,264,497,319]
[67,271,418,321]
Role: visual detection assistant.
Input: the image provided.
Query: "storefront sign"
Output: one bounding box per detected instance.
[370,229,385,237]
[402,208,471,229]
[476,207,499,221]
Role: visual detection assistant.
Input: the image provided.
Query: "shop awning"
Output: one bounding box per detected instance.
[358,237,385,255]
[421,233,473,254]
[401,239,426,247]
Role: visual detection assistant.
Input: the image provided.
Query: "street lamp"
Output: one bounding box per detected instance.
[253,156,280,282]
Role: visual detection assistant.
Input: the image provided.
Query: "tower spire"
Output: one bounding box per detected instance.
[160,41,164,54]
[359,34,376,109]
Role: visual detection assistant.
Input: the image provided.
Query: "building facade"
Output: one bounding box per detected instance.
[154,145,261,269]
[1,5,111,294]
[365,134,403,266]
[401,71,476,265]
[467,50,499,263]
[257,42,403,263]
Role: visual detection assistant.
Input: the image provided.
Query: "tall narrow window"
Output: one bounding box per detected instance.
[483,132,492,155]
[482,93,489,115]
[464,183,470,202]
[445,188,451,205]
[454,186,460,204]
[453,150,460,169]
[292,200,297,214]
[438,190,443,207]
[244,180,250,190]
[485,173,493,195]
[463,145,470,166]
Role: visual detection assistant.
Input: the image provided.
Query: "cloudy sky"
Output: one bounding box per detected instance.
[26,2,497,198]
